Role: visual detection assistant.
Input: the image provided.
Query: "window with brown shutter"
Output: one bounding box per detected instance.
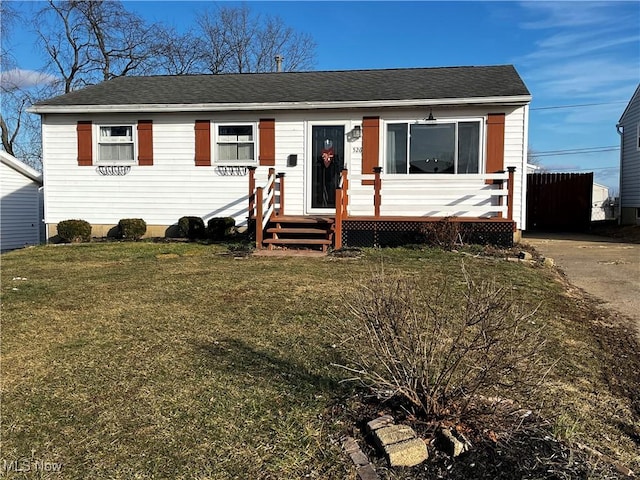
[77,121,93,166]
[137,120,153,166]
[258,119,275,166]
[195,120,211,166]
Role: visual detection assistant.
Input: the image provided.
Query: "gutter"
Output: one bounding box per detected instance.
[27,95,532,114]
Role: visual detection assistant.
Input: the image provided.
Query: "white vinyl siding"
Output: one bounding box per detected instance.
[0,159,42,250]
[40,105,529,232]
[619,92,640,209]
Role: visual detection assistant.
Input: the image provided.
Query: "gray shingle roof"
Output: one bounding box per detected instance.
[34,65,530,108]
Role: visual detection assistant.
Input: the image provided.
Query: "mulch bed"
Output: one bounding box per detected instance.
[329,394,629,479]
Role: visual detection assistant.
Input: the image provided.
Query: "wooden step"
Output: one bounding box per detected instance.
[263,238,332,245]
[272,215,334,225]
[266,227,330,235]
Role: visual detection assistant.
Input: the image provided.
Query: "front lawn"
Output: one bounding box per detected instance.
[1,243,638,479]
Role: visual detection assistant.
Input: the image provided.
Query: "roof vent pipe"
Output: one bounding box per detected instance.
[275,55,283,73]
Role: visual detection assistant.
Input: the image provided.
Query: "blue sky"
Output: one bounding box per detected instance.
[4,1,640,192]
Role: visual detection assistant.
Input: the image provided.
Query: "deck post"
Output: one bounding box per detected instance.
[507,166,516,223]
[335,188,343,250]
[255,187,264,249]
[248,166,257,220]
[341,168,349,210]
[373,167,382,218]
[268,168,276,216]
[277,172,285,216]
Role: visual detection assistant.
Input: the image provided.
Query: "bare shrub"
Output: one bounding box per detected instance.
[420,217,465,250]
[333,265,549,418]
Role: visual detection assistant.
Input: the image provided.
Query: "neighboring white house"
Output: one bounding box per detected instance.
[0,150,43,251]
[28,65,531,246]
[591,182,614,221]
[617,84,640,225]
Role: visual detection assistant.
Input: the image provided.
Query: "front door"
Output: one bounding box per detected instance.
[310,125,345,211]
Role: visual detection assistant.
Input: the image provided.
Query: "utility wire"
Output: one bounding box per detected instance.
[530,101,627,111]
[545,165,618,172]
[533,146,620,157]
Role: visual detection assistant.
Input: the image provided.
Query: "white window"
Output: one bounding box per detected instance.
[98,125,135,163]
[215,123,256,164]
[385,119,482,174]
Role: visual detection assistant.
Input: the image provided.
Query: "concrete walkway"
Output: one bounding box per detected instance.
[523,233,640,336]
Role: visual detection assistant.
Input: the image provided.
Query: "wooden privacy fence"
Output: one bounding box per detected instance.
[526,172,593,232]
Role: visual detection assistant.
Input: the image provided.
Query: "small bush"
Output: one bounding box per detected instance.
[333,264,548,418]
[57,219,92,243]
[207,217,236,240]
[118,218,147,241]
[178,216,206,240]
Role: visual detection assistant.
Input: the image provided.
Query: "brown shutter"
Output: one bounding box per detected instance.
[77,121,93,166]
[362,116,380,185]
[485,113,505,174]
[194,120,211,166]
[137,120,153,166]
[259,119,275,166]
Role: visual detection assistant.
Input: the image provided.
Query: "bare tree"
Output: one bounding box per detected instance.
[1,81,56,167]
[5,1,317,165]
[527,148,547,172]
[1,1,19,72]
[196,5,316,73]
[154,27,206,76]
[35,0,164,92]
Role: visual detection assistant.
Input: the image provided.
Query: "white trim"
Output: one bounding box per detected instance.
[0,150,42,183]
[213,122,258,166]
[95,123,137,165]
[28,95,533,114]
[521,103,529,231]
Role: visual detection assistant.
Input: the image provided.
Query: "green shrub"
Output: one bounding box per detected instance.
[118,218,147,241]
[207,217,236,240]
[178,216,206,240]
[57,219,92,243]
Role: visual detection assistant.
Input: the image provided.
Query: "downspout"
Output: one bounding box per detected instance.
[616,123,623,224]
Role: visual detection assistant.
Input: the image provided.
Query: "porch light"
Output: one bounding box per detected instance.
[351,125,362,139]
[425,109,436,122]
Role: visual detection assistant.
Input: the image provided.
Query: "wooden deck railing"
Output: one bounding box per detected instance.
[334,166,516,249]
[249,168,285,249]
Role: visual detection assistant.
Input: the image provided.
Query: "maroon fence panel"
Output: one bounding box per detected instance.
[526,172,593,232]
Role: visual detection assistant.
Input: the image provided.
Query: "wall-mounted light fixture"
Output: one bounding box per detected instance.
[350,125,362,140]
[425,108,436,122]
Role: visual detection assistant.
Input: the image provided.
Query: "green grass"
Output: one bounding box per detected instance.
[1,242,638,478]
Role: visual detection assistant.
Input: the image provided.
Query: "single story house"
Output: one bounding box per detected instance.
[29,65,531,249]
[0,150,43,251]
[617,84,640,225]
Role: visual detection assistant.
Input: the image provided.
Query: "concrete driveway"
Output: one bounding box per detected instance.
[523,233,640,335]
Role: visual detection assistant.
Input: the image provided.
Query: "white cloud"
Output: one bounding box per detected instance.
[517,2,639,105]
[519,2,623,30]
[0,69,58,90]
